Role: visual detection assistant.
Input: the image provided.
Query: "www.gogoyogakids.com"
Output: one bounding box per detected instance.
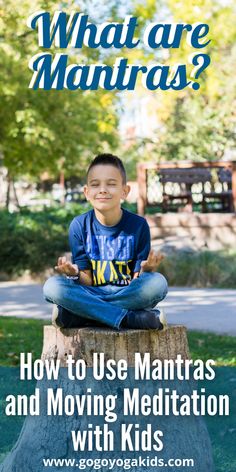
[43,456,195,469]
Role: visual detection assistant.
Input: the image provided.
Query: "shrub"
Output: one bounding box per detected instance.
[159,250,236,288]
[0,205,88,277]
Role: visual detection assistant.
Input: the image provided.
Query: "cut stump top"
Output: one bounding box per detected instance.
[42,325,190,366]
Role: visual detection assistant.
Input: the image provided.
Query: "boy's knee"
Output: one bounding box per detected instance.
[43,276,63,302]
[152,272,168,297]
[140,272,168,300]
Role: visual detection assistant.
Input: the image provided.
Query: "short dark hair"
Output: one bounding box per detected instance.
[86,153,127,184]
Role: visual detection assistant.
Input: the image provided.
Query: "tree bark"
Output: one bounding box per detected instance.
[41,325,190,366]
[5,174,20,209]
[12,179,20,209]
[5,175,11,209]
[0,326,215,472]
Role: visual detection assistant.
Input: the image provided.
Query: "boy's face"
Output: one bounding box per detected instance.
[84,165,130,213]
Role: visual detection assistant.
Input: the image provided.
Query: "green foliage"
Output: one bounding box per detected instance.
[152,95,236,161]
[156,1,236,162]
[1,0,236,183]
[0,205,88,276]
[118,0,236,174]
[159,250,236,288]
[0,1,119,180]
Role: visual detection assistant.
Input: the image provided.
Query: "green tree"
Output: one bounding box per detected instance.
[118,0,236,171]
[0,0,119,187]
[155,0,236,161]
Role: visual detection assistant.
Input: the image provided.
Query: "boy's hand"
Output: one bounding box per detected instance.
[55,256,79,276]
[140,249,164,273]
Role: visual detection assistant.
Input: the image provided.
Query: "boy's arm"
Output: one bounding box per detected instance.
[132,218,164,279]
[132,250,164,279]
[64,218,93,285]
[140,249,164,273]
[132,220,151,279]
[55,257,93,286]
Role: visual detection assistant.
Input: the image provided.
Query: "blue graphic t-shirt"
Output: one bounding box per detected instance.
[69,209,150,286]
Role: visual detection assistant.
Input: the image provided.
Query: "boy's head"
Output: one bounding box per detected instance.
[86,154,126,184]
[84,154,130,212]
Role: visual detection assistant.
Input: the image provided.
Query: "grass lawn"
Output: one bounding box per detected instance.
[187,331,236,366]
[0,317,235,366]
[0,317,49,366]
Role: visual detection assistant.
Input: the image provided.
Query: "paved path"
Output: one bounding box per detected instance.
[0,282,235,335]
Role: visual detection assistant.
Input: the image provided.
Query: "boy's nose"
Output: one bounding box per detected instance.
[99,187,108,193]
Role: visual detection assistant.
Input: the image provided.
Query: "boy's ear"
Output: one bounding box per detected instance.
[122,184,131,199]
[83,185,89,201]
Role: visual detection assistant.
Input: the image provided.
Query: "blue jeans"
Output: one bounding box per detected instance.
[43,272,168,329]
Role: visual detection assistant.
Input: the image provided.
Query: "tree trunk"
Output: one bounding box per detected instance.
[5,175,11,209]
[0,326,215,472]
[12,179,20,209]
[41,325,190,366]
[5,175,20,209]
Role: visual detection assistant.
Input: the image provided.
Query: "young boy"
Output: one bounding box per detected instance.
[43,154,168,330]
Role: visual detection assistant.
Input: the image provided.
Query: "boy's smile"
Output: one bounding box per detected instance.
[84,164,130,225]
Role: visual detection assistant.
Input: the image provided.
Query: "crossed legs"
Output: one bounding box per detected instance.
[43,272,168,330]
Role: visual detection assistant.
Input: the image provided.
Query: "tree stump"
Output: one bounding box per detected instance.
[1,326,215,472]
[41,325,190,365]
